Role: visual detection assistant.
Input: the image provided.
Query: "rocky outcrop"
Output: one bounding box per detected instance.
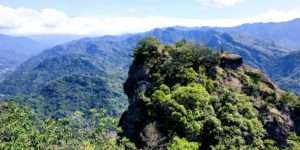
[220,53,243,70]
[120,49,297,149]
[123,62,150,104]
[121,54,231,148]
[120,59,167,148]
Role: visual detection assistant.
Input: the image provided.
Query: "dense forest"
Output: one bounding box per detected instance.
[2,37,300,149]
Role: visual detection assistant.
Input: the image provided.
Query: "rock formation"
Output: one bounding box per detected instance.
[220,53,243,70]
[119,38,300,149]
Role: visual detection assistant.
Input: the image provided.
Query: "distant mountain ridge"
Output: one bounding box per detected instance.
[0,34,49,80]
[1,28,289,94]
[173,18,300,50]
[0,34,47,54]
[28,34,84,46]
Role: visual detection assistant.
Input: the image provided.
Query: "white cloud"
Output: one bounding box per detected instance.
[250,9,300,22]
[41,8,69,27]
[0,5,300,36]
[196,0,243,7]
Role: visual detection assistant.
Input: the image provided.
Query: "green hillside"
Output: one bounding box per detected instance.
[120,37,300,149]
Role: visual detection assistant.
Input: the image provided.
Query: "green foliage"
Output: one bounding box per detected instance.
[0,102,136,150]
[260,139,279,150]
[0,102,34,149]
[127,37,288,149]
[149,83,212,140]
[148,82,266,148]
[180,89,265,149]
[168,136,199,150]
[172,83,210,111]
[281,92,300,108]
[133,36,161,58]
[287,132,300,150]
[198,67,215,92]
[132,38,220,89]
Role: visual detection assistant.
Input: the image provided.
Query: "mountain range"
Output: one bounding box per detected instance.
[174,18,300,50]
[0,33,83,81]
[0,34,48,80]
[1,18,300,119]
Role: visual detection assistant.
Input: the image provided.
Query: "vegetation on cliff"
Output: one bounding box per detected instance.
[120,37,300,149]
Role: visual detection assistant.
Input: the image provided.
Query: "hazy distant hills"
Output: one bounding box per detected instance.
[217,18,300,49]
[0,34,48,80]
[146,28,289,72]
[174,18,300,50]
[28,34,84,46]
[0,33,84,81]
[271,50,300,95]
[0,34,47,54]
[1,40,134,94]
[1,28,289,94]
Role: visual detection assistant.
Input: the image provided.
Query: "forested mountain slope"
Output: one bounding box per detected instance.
[0,38,134,118]
[271,50,300,95]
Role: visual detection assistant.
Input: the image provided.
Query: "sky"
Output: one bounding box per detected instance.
[0,0,300,35]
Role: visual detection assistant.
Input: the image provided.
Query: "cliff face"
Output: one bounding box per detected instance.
[119,37,300,149]
[120,57,159,148]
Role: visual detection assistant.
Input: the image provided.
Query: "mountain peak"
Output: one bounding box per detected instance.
[119,37,297,149]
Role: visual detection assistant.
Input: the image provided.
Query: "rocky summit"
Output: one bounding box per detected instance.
[119,37,300,149]
[220,53,243,70]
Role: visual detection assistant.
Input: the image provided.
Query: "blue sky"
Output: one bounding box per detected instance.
[0,0,300,35]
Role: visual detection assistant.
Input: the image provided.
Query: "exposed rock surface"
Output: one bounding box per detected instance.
[220,53,243,69]
[120,59,158,148]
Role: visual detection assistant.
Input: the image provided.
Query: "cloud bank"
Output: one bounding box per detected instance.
[196,0,243,7]
[0,5,300,35]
